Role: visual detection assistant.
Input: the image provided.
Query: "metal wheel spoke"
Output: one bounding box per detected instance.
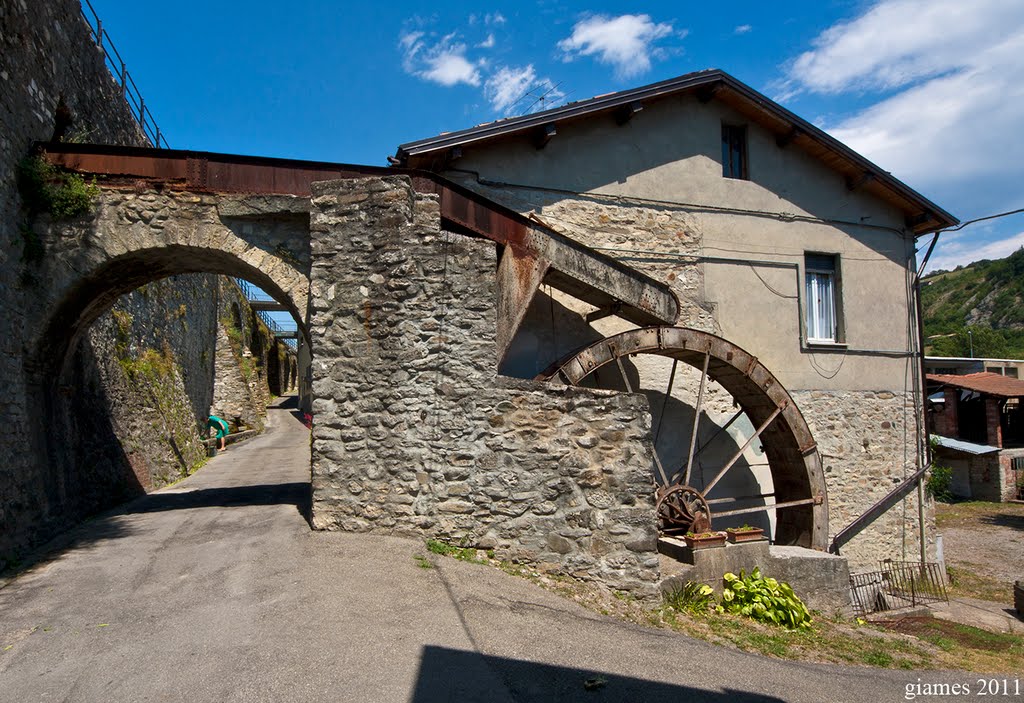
[693,407,744,463]
[653,358,678,445]
[614,356,634,393]
[705,492,775,506]
[703,405,784,496]
[540,327,826,549]
[652,447,670,487]
[713,495,821,519]
[682,351,710,486]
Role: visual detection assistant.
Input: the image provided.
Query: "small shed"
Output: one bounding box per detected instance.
[927,372,1024,501]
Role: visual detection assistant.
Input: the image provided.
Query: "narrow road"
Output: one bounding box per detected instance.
[0,400,963,702]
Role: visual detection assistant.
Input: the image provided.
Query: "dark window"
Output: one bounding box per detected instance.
[721,124,748,179]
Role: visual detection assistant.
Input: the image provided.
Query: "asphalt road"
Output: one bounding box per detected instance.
[0,399,969,702]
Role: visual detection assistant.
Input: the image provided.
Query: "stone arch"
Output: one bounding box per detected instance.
[21,189,313,531]
[30,189,311,380]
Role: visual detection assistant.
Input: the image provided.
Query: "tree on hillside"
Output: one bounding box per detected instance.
[928,326,1010,358]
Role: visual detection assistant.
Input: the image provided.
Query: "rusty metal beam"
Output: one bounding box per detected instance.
[496,249,550,366]
[39,142,680,329]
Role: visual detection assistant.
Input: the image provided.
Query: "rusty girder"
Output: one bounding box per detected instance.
[38,142,680,353]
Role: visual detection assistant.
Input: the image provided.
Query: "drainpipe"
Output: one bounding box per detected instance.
[914,233,941,564]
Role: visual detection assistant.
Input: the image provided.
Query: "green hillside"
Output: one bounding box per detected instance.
[920,247,1024,358]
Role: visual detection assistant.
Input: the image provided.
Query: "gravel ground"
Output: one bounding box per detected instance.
[936,502,1024,600]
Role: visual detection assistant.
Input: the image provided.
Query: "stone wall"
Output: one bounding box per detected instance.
[85,274,220,490]
[795,390,935,568]
[309,177,661,594]
[212,279,277,432]
[0,0,150,563]
[454,177,934,574]
[458,181,714,336]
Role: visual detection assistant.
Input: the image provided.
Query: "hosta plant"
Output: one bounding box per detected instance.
[717,567,812,630]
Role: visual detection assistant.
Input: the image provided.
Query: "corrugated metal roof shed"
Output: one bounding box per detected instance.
[930,434,1000,455]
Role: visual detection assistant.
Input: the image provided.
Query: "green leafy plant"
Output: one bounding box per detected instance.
[663,581,716,615]
[18,155,99,220]
[717,568,812,630]
[726,524,761,533]
[425,539,490,565]
[927,463,953,502]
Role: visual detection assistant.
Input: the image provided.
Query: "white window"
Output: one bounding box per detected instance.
[805,254,840,343]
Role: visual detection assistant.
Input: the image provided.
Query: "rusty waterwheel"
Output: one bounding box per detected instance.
[539,327,828,550]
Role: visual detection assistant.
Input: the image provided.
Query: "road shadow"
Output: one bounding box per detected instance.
[125,482,311,518]
[411,646,786,703]
[274,395,299,409]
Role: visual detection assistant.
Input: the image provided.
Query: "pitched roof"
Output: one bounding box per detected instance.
[395,68,957,236]
[926,372,1024,398]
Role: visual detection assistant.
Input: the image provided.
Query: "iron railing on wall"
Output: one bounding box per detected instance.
[849,560,948,616]
[233,279,298,348]
[79,0,169,148]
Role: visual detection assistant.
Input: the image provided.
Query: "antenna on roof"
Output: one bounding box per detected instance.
[521,81,565,115]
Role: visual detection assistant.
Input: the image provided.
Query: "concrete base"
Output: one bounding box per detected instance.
[659,538,852,615]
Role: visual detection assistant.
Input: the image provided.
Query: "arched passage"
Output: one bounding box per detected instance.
[35,244,309,381]
[540,326,828,550]
[23,188,313,534]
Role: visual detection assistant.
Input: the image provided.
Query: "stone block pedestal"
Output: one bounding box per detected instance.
[659,537,852,614]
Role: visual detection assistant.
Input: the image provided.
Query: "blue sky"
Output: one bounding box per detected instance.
[87,0,1024,273]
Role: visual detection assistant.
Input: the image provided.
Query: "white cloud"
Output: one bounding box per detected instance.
[486,13,506,26]
[926,231,1024,273]
[399,30,482,87]
[787,0,1023,94]
[734,24,752,35]
[477,33,495,49]
[484,65,565,115]
[557,14,675,79]
[779,0,1024,215]
[485,65,537,113]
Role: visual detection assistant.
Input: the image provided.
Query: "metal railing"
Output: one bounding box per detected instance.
[849,560,948,616]
[79,0,169,148]
[233,279,298,348]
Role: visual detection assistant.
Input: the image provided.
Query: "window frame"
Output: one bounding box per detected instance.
[721,123,748,180]
[803,252,845,345]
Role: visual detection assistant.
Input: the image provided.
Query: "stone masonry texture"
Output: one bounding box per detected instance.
[0,1,293,565]
[0,0,151,564]
[308,177,662,594]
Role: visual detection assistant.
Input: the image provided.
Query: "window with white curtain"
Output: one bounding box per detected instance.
[805,254,840,343]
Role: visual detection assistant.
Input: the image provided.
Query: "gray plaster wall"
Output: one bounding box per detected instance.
[308,176,661,593]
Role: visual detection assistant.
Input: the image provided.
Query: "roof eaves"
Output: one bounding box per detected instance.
[395,69,958,234]
[396,69,726,157]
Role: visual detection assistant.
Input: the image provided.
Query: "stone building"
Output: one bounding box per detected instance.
[393,69,959,569]
[1,0,960,598]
